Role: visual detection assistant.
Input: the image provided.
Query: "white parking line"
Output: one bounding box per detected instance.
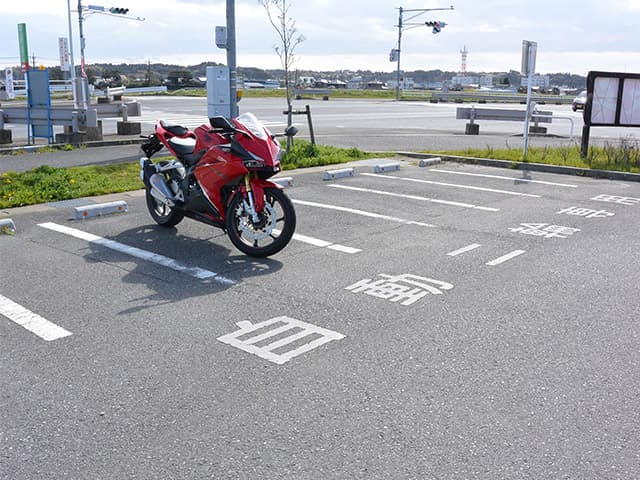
[447,243,482,256]
[0,294,72,341]
[292,199,436,227]
[327,184,499,212]
[486,250,526,266]
[362,173,541,198]
[432,169,579,188]
[275,229,362,254]
[38,222,236,285]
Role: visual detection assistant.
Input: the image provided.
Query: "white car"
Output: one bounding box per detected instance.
[572,90,587,112]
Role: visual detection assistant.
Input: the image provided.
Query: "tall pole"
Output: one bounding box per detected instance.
[77,0,88,110]
[66,0,78,108]
[226,0,238,118]
[395,7,403,101]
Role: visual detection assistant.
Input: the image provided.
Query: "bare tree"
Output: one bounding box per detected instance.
[259,0,305,147]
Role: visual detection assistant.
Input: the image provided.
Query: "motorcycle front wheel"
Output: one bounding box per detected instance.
[145,188,185,227]
[226,187,296,257]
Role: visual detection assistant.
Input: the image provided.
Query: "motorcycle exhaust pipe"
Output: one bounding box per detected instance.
[149,173,176,207]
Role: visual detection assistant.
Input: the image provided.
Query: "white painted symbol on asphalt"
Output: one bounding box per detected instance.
[0,294,72,341]
[346,273,453,306]
[217,317,345,365]
[591,194,640,206]
[557,206,615,219]
[508,223,580,239]
[447,243,482,256]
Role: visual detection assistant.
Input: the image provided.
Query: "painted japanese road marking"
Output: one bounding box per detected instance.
[362,173,542,198]
[432,169,578,188]
[38,222,235,285]
[346,274,453,306]
[0,294,72,341]
[557,206,615,219]
[328,184,499,212]
[508,223,580,239]
[591,194,640,206]
[217,317,345,365]
[486,250,527,266]
[292,199,436,227]
[447,243,482,256]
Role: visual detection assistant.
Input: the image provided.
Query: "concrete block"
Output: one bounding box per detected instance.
[529,125,547,134]
[419,157,442,167]
[72,200,128,220]
[465,123,480,135]
[0,218,16,235]
[272,177,294,188]
[117,121,141,135]
[0,129,12,145]
[374,162,400,173]
[323,168,355,181]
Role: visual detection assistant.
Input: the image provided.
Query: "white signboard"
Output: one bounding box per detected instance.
[4,68,14,99]
[591,77,619,124]
[620,78,640,125]
[58,37,70,72]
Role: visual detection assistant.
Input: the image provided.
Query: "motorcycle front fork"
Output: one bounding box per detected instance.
[243,174,260,223]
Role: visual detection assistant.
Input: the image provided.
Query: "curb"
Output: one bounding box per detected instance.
[396,152,640,182]
[0,136,145,156]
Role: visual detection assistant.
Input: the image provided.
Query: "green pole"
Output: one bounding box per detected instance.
[17,23,30,72]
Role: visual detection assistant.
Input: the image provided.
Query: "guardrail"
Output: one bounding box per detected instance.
[456,106,553,135]
[428,91,573,105]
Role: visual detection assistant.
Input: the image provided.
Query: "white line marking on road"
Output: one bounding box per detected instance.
[362,172,541,198]
[217,316,345,365]
[0,294,72,341]
[38,222,235,284]
[433,169,578,188]
[273,229,362,253]
[327,185,500,212]
[292,199,436,227]
[447,243,482,256]
[486,250,526,266]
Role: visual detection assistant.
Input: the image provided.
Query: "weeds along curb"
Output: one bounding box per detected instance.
[396,152,640,183]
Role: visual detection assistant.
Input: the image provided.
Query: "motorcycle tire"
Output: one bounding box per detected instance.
[226,187,296,257]
[145,188,185,227]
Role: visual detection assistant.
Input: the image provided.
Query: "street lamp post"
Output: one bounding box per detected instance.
[395,5,454,100]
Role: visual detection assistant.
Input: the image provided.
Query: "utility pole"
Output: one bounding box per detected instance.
[66,0,78,108]
[394,5,454,101]
[226,0,238,118]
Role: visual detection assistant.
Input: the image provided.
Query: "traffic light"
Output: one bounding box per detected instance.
[425,20,447,34]
[109,7,129,14]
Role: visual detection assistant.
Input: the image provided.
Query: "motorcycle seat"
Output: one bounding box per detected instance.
[160,120,189,137]
[168,136,196,156]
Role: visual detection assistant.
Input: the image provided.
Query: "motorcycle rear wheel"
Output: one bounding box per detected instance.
[226,187,296,257]
[145,188,185,227]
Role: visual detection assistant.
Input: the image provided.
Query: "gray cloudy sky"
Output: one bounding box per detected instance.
[1,0,639,75]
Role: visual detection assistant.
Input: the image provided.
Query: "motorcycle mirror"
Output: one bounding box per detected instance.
[209,116,235,132]
[284,125,298,137]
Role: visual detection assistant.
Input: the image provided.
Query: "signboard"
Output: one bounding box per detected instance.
[5,68,15,99]
[580,70,640,156]
[58,37,70,72]
[585,71,640,127]
[389,49,399,62]
[521,40,537,75]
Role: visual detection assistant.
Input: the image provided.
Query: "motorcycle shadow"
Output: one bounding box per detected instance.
[84,224,284,315]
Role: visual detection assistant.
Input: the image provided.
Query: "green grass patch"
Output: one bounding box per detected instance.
[436,138,640,174]
[0,141,383,209]
[0,163,142,208]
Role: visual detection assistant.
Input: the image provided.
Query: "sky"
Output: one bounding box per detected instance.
[1,0,640,76]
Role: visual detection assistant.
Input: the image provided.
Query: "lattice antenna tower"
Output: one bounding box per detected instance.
[460,45,468,76]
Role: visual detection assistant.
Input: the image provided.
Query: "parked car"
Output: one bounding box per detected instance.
[572,90,587,111]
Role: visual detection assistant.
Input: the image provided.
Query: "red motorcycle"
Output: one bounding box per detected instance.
[140,113,297,257]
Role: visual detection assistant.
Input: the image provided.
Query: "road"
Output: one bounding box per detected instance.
[2,158,640,478]
[4,96,640,161]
